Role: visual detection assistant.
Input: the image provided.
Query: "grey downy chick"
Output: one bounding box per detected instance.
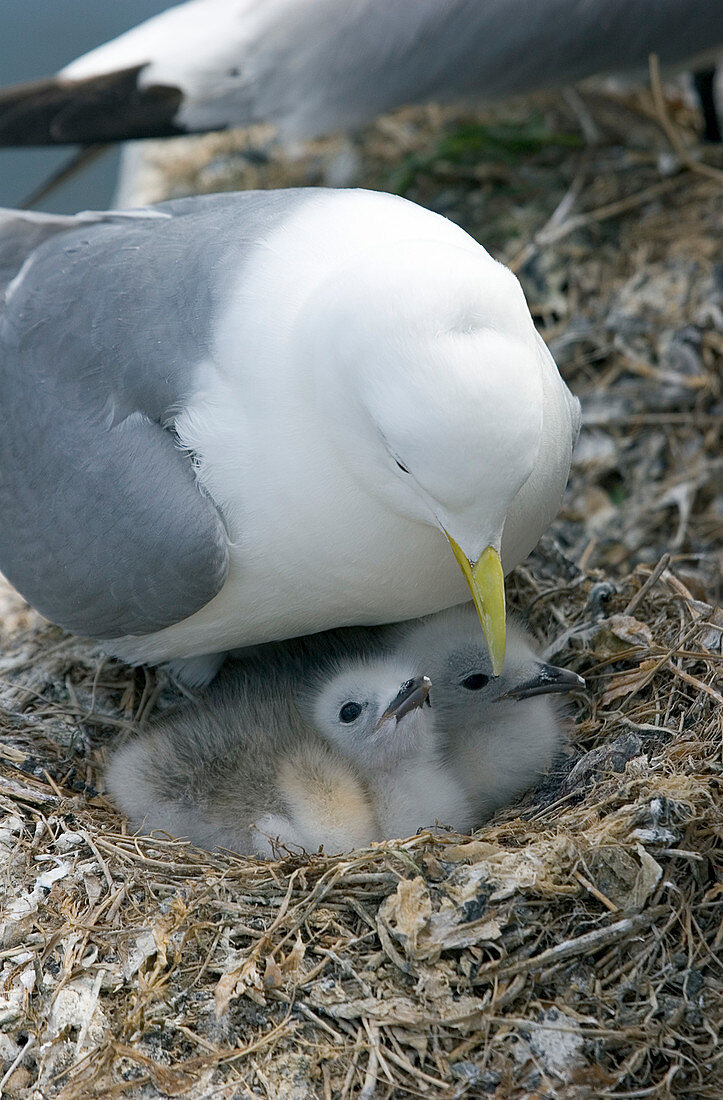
[393,604,585,820]
[303,655,475,839]
[105,662,380,857]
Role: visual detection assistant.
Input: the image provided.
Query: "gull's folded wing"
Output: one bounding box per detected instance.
[0,198,274,637]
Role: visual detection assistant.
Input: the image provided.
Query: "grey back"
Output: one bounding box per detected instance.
[0,190,310,637]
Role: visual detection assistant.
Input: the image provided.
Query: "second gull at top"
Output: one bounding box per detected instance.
[0,187,580,683]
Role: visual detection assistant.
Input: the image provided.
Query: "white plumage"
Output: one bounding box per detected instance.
[107,189,579,673]
[303,657,475,838]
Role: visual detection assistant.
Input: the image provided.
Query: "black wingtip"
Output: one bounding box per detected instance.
[0,64,186,146]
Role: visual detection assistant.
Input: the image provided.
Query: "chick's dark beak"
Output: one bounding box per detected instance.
[503,662,586,700]
[374,675,432,731]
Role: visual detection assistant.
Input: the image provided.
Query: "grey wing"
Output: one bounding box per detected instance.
[0,403,229,639]
[0,203,236,638]
[0,207,145,286]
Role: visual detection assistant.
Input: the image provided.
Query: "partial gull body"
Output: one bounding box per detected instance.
[394,605,586,819]
[0,0,720,148]
[0,188,580,680]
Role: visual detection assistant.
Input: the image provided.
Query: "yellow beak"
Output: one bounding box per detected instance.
[445,535,506,675]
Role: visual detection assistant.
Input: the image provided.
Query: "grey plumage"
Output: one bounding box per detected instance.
[105,657,380,856]
[0,191,307,640]
[393,604,585,819]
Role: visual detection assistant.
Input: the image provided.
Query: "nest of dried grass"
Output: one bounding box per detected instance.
[1,78,721,1098]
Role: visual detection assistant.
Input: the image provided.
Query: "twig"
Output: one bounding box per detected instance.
[623,554,671,616]
[618,620,706,712]
[73,968,106,1057]
[359,1023,380,1100]
[473,910,664,984]
[380,1042,451,1090]
[668,666,723,706]
[0,772,58,806]
[18,144,109,209]
[533,176,687,248]
[562,87,602,144]
[573,869,620,913]
[509,162,588,270]
[80,830,116,893]
[284,998,345,1042]
[0,1034,35,1093]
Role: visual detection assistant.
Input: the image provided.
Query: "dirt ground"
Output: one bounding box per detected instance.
[0,76,721,1098]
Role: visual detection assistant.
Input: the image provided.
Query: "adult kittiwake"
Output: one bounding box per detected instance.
[0,0,720,147]
[0,187,580,681]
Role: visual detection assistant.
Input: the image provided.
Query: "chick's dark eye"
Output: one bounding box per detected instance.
[339,701,363,723]
[395,459,409,473]
[460,673,489,691]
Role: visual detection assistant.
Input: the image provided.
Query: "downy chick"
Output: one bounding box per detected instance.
[304,656,475,838]
[106,663,380,857]
[393,604,585,820]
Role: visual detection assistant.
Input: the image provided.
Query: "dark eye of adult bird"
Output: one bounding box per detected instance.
[460,673,489,691]
[339,701,363,723]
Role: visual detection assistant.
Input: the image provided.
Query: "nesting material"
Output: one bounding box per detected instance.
[1,80,721,1098]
